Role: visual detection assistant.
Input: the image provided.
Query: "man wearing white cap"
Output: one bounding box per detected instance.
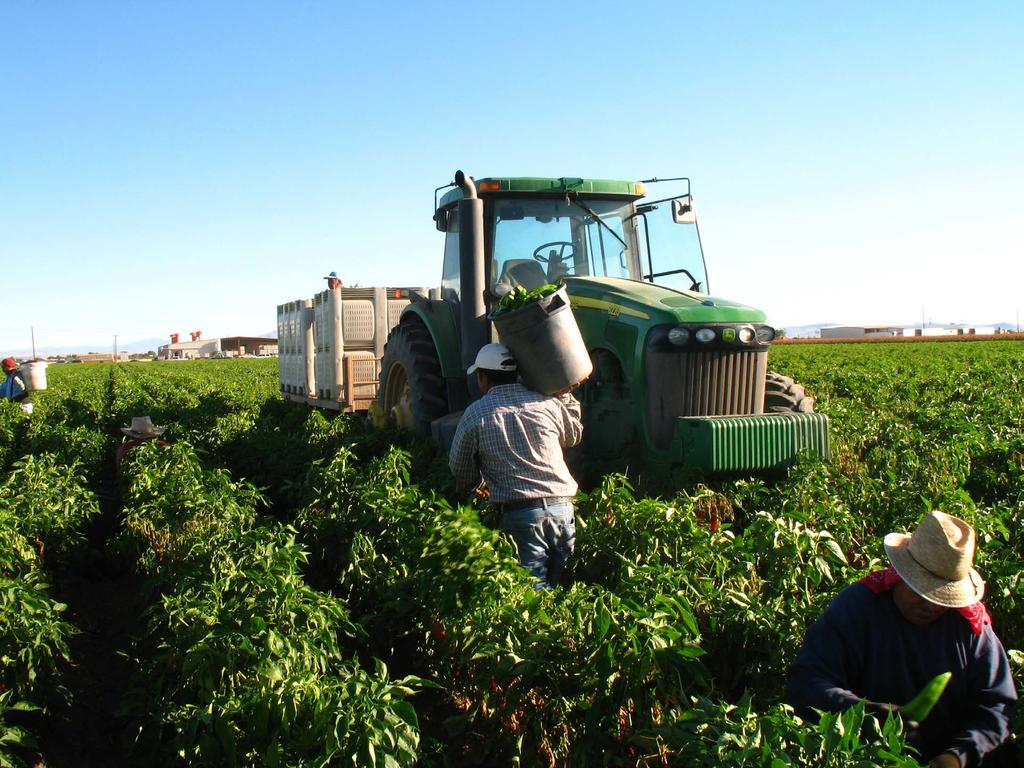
[324,271,343,290]
[449,343,583,588]
[786,511,1017,767]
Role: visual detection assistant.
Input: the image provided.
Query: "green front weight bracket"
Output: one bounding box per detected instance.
[671,412,831,473]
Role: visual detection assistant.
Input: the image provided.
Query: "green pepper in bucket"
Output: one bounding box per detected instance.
[491,282,563,317]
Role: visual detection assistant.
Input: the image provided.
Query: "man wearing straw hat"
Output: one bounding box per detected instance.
[115,416,167,473]
[786,511,1017,767]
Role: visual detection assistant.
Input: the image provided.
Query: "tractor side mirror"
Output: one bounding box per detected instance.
[672,197,697,224]
[434,208,448,232]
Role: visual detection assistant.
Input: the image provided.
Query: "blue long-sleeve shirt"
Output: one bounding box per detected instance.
[786,583,1017,767]
[0,371,25,402]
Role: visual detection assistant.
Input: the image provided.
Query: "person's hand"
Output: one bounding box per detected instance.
[929,753,960,768]
[473,482,489,499]
[863,699,925,731]
[862,699,898,714]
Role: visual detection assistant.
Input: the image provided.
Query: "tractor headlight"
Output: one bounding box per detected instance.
[695,328,716,344]
[755,326,776,343]
[667,326,691,346]
[737,326,755,343]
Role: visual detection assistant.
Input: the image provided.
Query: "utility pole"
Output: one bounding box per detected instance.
[31,326,36,360]
[113,334,118,363]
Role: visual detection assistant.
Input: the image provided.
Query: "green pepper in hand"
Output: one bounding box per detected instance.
[901,671,952,724]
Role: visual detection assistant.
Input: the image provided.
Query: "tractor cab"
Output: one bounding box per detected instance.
[435,177,709,307]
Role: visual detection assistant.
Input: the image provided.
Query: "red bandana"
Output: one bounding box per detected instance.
[857,567,990,635]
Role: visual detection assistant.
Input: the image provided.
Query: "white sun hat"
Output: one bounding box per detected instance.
[121,416,166,440]
[883,510,985,608]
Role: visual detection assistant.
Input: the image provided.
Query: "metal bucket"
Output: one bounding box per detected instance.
[490,285,592,395]
[21,361,47,391]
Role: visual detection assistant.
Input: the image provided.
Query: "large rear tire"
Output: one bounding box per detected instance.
[377,318,448,436]
[764,371,815,413]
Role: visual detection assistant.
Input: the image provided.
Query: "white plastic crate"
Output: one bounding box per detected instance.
[276,299,314,396]
[286,286,430,408]
[312,289,343,401]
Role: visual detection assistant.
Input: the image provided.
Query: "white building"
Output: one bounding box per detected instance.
[820,324,1002,340]
[820,325,903,339]
[158,335,278,360]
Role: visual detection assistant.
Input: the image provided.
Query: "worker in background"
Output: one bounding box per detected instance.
[0,357,31,414]
[324,271,343,290]
[449,343,583,588]
[786,511,1017,768]
[116,415,167,474]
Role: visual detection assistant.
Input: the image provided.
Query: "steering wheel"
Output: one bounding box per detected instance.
[532,241,575,264]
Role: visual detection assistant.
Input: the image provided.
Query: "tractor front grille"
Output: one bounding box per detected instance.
[645,345,767,449]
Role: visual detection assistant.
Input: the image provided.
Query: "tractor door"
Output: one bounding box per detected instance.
[439,205,461,303]
[633,194,710,294]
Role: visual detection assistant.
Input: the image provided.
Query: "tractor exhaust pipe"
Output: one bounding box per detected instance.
[456,170,488,374]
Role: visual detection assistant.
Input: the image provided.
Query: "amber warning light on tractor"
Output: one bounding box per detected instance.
[635,183,646,196]
[478,180,502,192]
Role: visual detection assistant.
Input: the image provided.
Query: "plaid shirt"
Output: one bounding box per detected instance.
[448,383,582,503]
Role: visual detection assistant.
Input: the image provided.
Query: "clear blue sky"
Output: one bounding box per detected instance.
[2,1,1021,351]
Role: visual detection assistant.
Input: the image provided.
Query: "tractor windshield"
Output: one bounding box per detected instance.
[490,197,639,291]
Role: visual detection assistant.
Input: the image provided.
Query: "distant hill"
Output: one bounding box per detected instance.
[5,337,167,358]
[120,338,168,353]
[8,332,283,358]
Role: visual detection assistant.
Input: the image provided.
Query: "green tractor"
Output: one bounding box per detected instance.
[377,171,828,485]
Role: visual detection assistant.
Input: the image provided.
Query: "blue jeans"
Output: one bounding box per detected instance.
[499,502,575,588]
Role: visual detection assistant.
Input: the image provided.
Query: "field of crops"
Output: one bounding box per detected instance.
[0,342,1020,767]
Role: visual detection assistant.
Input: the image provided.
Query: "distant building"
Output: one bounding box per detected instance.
[64,351,130,363]
[158,335,278,360]
[820,324,1001,340]
[820,325,902,339]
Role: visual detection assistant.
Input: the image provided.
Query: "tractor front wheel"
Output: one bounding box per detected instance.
[377,319,448,436]
[764,371,815,413]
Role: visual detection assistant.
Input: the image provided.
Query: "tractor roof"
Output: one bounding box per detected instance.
[437,176,645,209]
